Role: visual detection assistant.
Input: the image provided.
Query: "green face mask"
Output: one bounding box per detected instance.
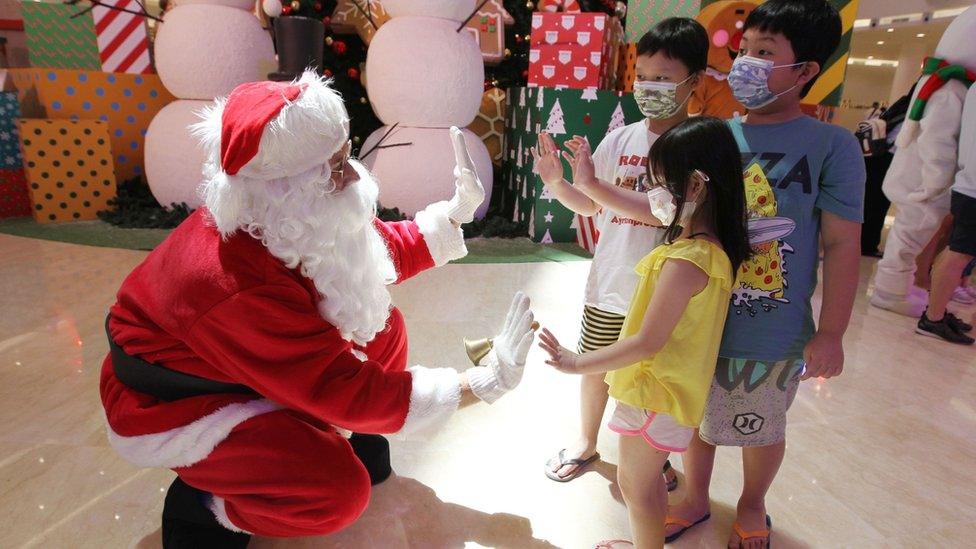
[633,74,694,119]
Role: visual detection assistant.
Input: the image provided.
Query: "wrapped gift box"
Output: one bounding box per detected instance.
[18,119,117,223]
[0,167,30,218]
[17,69,175,182]
[501,86,643,246]
[0,91,23,169]
[21,1,102,71]
[625,0,702,43]
[616,43,636,92]
[528,12,622,90]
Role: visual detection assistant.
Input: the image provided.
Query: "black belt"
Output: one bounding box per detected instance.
[107,315,257,401]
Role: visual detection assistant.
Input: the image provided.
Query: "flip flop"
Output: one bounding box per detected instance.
[664,512,710,543]
[544,449,600,482]
[594,540,634,548]
[731,515,772,549]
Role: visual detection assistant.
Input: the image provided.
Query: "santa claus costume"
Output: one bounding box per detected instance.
[99,73,535,546]
[870,6,976,316]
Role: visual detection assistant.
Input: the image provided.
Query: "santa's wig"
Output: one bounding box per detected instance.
[190,72,395,346]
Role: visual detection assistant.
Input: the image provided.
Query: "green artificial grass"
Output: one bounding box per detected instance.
[0,217,592,263]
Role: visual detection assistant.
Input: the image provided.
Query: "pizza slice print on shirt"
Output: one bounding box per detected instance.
[732,162,796,317]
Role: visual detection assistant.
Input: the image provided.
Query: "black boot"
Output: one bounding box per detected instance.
[162,477,251,549]
[349,433,393,485]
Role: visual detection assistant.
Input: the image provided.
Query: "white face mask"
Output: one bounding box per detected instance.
[633,74,694,120]
[646,171,708,226]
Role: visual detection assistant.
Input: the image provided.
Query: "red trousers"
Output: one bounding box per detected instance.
[174,308,409,537]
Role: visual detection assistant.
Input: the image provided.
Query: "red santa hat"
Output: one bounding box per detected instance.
[193,71,350,183]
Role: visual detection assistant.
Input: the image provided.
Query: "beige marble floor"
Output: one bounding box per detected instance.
[0,232,973,549]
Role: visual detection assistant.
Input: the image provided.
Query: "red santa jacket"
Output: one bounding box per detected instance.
[100,204,467,469]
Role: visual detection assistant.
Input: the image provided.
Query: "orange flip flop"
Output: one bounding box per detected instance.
[664,512,710,543]
[731,515,772,548]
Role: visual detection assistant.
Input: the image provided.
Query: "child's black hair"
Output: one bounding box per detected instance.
[743,0,842,96]
[636,17,709,75]
[647,117,752,274]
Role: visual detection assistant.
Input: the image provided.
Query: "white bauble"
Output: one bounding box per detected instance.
[154,4,275,100]
[260,0,282,17]
[362,126,492,218]
[177,0,256,9]
[366,17,483,127]
[382,0,476,22]
[145,100,210,209]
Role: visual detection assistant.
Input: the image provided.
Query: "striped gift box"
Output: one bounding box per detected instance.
[572,213,600,252]
[93,0,152,74]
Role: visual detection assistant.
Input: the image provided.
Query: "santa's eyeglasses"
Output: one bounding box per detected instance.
[329,140,354,186]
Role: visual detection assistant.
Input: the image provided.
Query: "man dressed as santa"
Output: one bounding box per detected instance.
[99,72,536,546]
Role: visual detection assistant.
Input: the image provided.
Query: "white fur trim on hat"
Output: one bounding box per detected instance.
[106,399,280,469]
[190,71,350,184]
[414,201,468,267]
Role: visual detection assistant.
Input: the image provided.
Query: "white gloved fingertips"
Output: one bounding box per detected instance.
[468,292,535,404]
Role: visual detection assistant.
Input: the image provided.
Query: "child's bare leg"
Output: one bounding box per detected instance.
[665,430,714,535]
[618,434,671,549]
[730,441,785,549]
[548,372,608,478]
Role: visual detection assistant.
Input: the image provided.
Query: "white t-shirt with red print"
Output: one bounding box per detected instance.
[584,120,666,315]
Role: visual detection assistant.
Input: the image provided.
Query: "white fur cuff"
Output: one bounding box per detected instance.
[414,201,468,267]
[396,366,462,439]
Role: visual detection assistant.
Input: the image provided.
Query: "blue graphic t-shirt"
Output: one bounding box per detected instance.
[719,116,865,361]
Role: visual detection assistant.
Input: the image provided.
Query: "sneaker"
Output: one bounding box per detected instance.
[916,312,975,345]
[945,311,974,333]
[951,287,976,305]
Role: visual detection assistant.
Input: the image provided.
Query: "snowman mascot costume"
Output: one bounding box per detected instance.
[870,6,976,316]
[99,72,535,547]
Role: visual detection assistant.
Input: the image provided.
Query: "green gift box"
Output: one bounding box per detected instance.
[22,2,102,71]
[502,86,644,245]
[625,0,702,43]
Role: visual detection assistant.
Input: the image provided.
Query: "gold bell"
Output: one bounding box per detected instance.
[464,337,494,366]
[463,321,541,366]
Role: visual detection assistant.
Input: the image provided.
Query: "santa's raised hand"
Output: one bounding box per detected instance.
[467,292,536,403]
[445,126,486,225]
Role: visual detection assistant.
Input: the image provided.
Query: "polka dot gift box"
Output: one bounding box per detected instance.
[17,119,117,224]
[30,69,175,182]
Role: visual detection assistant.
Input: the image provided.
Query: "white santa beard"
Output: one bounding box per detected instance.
[202,159,396,346]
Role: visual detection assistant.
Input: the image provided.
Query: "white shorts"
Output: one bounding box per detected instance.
[608,401,694,453]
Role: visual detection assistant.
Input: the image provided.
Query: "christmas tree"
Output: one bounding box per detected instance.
[607,101,626,133]
[545,98,566,135]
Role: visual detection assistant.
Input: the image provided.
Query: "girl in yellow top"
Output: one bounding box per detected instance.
[539,116,751,549]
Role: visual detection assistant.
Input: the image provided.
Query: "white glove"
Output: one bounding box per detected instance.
[445,126,486,225]
[468,292,535,403]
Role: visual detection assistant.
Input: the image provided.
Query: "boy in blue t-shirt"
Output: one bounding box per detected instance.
[664,2,865,547]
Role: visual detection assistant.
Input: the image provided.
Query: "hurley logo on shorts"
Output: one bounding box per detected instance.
[733,412,765,435]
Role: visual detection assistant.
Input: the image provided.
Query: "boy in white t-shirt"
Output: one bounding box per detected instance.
[531,17,711,483]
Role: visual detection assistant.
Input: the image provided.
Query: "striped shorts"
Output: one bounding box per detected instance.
[578,305,626,353]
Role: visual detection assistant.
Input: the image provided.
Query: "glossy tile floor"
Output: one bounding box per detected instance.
[0,232,973,549]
